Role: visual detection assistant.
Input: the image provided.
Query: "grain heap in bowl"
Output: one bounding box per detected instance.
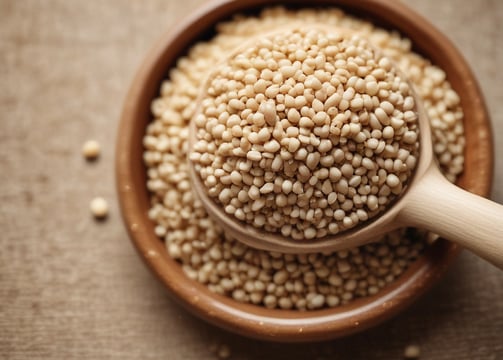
[143,7,465,310]
[190,27,419,240]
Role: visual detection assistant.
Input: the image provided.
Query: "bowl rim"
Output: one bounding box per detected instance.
[116,0,493,342]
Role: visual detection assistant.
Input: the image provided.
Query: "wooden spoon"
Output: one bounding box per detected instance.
[188,32,503,270]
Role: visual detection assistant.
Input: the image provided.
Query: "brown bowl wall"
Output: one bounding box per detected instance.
[116,0,493,342]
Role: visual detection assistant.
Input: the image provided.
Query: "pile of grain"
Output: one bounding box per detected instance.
[190,27,420,239]
[143,7,464,310]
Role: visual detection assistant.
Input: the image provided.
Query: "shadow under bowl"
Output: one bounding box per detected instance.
[116,0,493,342]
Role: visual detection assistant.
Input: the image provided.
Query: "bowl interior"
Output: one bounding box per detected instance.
[116,0,493,342]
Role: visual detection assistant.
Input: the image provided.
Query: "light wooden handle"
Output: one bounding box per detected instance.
[399,165,503,269]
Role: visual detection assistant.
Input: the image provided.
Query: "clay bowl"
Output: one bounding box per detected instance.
[116,0,493,342]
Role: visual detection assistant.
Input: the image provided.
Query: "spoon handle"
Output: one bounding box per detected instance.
[399,165,503,270]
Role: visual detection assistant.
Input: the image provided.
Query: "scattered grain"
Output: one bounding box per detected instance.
[404,344,421,359]
[90,197,108,219]
[82,140,100,160]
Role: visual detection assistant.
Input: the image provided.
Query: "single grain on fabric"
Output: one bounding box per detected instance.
[82,140,101,160]
[90,197,108,219]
